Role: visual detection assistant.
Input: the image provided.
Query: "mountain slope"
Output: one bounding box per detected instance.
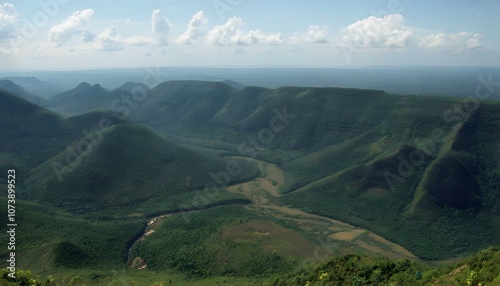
[23,123,257,210]
[116,81,150,94]
[1,90,258,213]
[0,90,75,166]
[0,79,47,106]
[0,76,61,98]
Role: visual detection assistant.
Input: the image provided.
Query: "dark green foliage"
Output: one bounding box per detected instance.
[2,80,500,281]
[22,121,258,211]
[137,205,297,277]
[53,242,88,268]
[0,197,144,270]
[269,247,500,286]
[279,100,500,260]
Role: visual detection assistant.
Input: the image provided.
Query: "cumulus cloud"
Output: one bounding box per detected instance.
[49,9,95,44]
[177,11,208,45]
[341,14,485,52]
[152,9,172,45]
[0,3,17,43]
[290,25,329,44]
[342,14,414,48]
[206,17,282,46]
[97,27,122,51]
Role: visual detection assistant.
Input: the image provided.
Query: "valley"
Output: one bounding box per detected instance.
[0,78,499,285]
[225,156,418,261]
[127,154,418,274]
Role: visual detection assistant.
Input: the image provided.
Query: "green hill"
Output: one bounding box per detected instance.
[1,89,259,214]
[0,90,76,169]
[23,123,258,211]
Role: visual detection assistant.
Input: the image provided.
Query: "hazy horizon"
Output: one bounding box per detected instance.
[1,0,500,70]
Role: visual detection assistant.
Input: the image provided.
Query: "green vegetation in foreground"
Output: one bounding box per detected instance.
[2,247,499,285]
[0,268,263,286]
[269,247,500,286]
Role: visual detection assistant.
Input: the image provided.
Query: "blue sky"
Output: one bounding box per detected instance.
[1,0,499,70]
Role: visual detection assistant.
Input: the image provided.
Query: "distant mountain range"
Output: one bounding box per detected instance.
[2,67,499,98]
[0,76,61,98]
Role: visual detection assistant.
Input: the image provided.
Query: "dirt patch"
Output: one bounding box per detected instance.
[366,233,418,259]
[447,264,467,277]
[354,240,404,260]
[227,159,285,204]
[330,229,366,241]
[221,220,317,259]
[263,205,352,227]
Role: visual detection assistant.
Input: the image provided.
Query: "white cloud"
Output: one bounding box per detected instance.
[97,27,122,51]
[340,14,485,52]
[152,9,172,45]
[177,11,208,45]
[206,17,282,46]
[419,32,483,51]
[290,25,329,44]
[124,36,152,47]
[96,27,153,51]
[0,3,17,43]
[49,9,95,44]
[342,14,414,48]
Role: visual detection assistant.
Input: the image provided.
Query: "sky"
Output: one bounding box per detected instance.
[0,0,499,70]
